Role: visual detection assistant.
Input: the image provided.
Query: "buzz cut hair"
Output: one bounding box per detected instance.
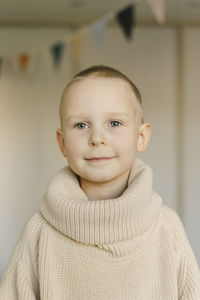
[59,65,144,129]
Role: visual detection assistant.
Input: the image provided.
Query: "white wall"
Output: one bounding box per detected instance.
[0,29,73,278]
[0,25,199,279]
[181,28,200,263]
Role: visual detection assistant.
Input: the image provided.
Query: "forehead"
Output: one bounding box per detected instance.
[66,76,132,96]
[62,77,137,112]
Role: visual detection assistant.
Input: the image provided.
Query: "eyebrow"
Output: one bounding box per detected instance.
[66,112,130,122]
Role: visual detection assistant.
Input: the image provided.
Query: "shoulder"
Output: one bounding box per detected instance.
[20,212,48,239]
[159,205,193,255]
[23,211,49,236]
[160,204,184,228]
[1,212,49,278]
[13,212,50,261]
[21,212,51,246]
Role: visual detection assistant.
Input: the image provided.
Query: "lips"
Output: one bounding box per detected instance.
[86,157,112,160]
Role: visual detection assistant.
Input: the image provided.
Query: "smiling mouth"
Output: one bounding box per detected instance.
[86,157,113,161]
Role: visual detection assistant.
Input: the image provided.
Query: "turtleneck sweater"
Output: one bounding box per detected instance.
[0,157,200,299]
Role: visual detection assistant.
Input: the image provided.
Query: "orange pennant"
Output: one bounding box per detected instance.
[18,53,30,71]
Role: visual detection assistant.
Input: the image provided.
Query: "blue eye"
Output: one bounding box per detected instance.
[110,120,121,127]
[74,120,122,129]
[75,122,88,129]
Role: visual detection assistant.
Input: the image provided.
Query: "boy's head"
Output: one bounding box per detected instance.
[59,65,144,131]
[56,65,151,191]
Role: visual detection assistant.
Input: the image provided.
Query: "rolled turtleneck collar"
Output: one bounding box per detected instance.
[40,157,162,256]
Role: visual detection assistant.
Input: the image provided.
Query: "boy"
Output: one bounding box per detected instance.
[0,65,200,299]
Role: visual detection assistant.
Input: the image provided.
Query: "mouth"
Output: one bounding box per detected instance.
[85,157,113,161]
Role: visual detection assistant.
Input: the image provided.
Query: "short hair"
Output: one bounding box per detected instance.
[59,65,144,129]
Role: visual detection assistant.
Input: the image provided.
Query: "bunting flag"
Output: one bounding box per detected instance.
[0,2,139,77]
[71,32,84,74]
[18,53,30,72]
[116,4,135,40]
[91,19,107,52]
[146,0,165,24]
[50,42,65,69]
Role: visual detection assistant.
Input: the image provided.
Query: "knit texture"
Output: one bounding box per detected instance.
[0,157,200,299]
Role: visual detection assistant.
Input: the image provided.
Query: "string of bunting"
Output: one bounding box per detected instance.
[0,0,165,76]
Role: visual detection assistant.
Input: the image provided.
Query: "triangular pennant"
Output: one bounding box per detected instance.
[18,53,30,72]
[71,32,84,74]
[146,0,165,24]
[116,4,135,40]
[91,19,106,52]
[50,42,65,69]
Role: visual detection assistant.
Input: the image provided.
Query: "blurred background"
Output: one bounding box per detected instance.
[1,0,200,278]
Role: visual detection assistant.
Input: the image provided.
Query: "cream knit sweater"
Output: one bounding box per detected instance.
[0,157,200,299]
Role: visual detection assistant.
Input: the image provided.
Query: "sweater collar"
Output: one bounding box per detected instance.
[40,157,162,255]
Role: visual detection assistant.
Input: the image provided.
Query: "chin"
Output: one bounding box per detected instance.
[82,172,115,183]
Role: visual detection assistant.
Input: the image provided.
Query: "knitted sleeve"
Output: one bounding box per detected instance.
[179,253,200,300]
[0,214,40,300]
[165,207,200,299]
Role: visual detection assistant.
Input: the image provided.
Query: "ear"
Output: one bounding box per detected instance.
[137,123,152,153]
[56,128,67,157]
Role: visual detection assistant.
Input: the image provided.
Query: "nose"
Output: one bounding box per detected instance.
[89,129,107,147]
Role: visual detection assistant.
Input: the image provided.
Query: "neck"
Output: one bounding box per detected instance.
[40,156,162,248]
[78,169,130,200]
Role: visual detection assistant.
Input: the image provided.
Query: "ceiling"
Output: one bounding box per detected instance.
[0,0,200,28]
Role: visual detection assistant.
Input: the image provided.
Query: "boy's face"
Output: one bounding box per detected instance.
[57,77,149,184]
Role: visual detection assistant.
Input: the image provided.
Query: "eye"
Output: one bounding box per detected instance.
[74,122,89,129]
[110,120,122,127]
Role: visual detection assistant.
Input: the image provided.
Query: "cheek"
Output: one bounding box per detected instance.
[114,132,136,152]
[64,133,85,157]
